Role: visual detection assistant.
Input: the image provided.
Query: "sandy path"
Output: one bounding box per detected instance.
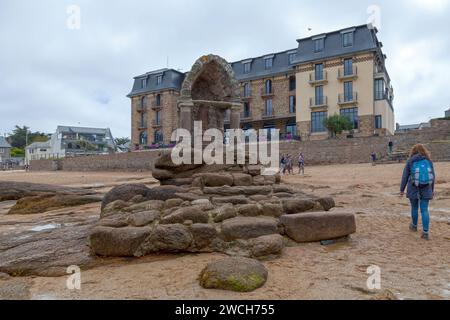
[1,163,449,300]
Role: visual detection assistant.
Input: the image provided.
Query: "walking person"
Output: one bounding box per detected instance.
[388,140,394,154]
[280,154,286,175]
[400,144,435,240]
[298,153,305,175]
[286,154,294,175]
[371,152,377,166]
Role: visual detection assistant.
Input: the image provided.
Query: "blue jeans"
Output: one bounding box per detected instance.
[409,198,430,233]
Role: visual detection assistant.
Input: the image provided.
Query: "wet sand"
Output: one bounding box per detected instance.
[1,163,449,300]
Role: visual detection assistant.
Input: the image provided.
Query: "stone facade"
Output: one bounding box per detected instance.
[357,115,375,137]
[131,90,180,148]
[129,25,394,146]
[31,120,450,171]
[236,74,296,134]
[296,51,395,141]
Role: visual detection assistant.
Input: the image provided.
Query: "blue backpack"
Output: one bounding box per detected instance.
[411,159,434,187]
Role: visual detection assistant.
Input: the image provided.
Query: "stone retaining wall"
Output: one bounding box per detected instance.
[30,150,167,172]
[280,120,450,165]
[30,120,450,171]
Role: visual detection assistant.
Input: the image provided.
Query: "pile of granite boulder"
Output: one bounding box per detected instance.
[89,154,356,260]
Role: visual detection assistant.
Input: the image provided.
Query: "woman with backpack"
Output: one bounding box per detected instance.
[400,144,435,240]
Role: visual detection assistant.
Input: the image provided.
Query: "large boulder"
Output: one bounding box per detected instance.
[316,197,336,211]
[199,257,268,292]
[282,199,316,214]
[127,210,160,227]
[221,217,278,241]
[8,194,102,215]
[190,224,218,250]
[0,181,94,202]
[201,173,234,187]
[260,203,284,218]
[213,204,237,223]
[242,186,272,196]
[101,184,151,211]
[232,173,253,186]
[160,207,209,224]
[122,200,164,214]
[146,186,183,201]
[138,224,193,254]
[250,234,284,258]
[246,165,261,176]
[151,168,174,181]
[153,153,202,173]
[203,186,244,196]
[101,200,129,217]
[236,204,261,217]
[280,211,356,243]
[89,226,152,257]
[160,178,194,186]
[212,196,250,205]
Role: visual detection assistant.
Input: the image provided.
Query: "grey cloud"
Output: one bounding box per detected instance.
[0,0,449,138]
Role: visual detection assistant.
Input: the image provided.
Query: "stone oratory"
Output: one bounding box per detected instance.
[89,56,356,282]
[177,54,242,134]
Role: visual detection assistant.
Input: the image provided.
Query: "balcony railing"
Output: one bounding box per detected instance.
[309,96,328,108]
[261,88,274,97]
[241,90,252,99]
[151,101,163,109]
[262,112,275,118]
[241,112,252,120]
[338,92,358,104]
[152,120,162,127]
[139,124,147,129]
[136,106,146,112]
[338,66,358,80]
[308,71,328,85]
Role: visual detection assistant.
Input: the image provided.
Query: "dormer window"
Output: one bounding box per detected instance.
[243,62,251,74]
[264,57,273,70]
[314,38,324,53]
[141,78,147,88]
[156,75,163,85]
[342,32,354,47]
[288,52,296,64]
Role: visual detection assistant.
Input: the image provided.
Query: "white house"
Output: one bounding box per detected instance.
[0,137,12,163]
[26,126,116,164]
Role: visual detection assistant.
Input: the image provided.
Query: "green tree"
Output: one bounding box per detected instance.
[11,147,25,157]
[7,125,49,148]
[323,114,353,138]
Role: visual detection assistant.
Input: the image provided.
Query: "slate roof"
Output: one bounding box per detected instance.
[127,69,185,97]
[56,126,113,136]
[230,48,298,82]
[0,136,12,148]
[128,24,385,97]
[25,141,51,150]
[293,24,380,64]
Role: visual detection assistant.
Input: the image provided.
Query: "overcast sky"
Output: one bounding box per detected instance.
[1,0,449,138]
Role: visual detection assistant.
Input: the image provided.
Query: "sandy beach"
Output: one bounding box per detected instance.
[1,162,449,300]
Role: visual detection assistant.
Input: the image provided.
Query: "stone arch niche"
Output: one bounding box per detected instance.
[178,54,242,133]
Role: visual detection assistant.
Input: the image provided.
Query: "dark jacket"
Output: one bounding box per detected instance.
[400,154,435,200]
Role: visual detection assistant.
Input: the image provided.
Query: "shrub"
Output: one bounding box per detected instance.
[323,114,353,138]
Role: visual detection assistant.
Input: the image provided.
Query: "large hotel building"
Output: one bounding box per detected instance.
[128,24,394,148]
